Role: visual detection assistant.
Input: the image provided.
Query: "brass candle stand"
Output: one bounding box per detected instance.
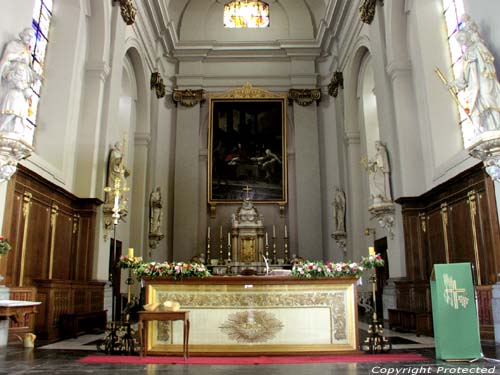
[284,237,289,263]
[227,239,232,263]
[218,239,224,264]
[272,239,277,264]
[206,239,211,264]
[361,273,391,353]
[264,243,270,259]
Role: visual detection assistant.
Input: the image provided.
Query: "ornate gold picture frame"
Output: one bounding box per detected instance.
[208,83,287,203]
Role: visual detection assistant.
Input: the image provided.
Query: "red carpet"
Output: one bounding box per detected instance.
[78,353,428,365]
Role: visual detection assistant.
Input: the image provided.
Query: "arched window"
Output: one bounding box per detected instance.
[442,0,473,144]
[29,0,53,126]
[224,1,269,28]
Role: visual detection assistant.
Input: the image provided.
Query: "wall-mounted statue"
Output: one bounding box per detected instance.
[149,186,165,249]
[364,141,392,207]
[447,14,500,135]
[333,187,346,234]
[0,28,41,140]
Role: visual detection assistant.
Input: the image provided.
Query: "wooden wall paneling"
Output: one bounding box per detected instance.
[447,198,476,265]
[476,285,494,340]
[51,206,74,280]
[23,192,51,286]
[479,177,500,284]
[426,208,448,266]
[4,188,23,286]
[402,210,419,280]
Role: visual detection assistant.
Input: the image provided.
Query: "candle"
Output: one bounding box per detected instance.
[227,232,231,246]
[284,224,288,238]
[219,225,223,239]
[368,246,375,256]
[265,232,269,246]
[272,225,276,238]
[128,247,134,258]
[207,226,211,239]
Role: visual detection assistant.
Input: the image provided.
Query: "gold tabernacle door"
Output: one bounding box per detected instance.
[143,276,359,355]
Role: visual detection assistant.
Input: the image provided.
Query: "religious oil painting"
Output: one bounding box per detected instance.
[208,91,287,203]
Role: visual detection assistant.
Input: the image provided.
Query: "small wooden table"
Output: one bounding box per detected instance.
[138,310,190,359]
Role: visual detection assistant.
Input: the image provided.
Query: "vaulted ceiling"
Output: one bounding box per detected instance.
[142,0,358,61]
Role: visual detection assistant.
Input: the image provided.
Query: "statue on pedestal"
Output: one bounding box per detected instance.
[363,141,392,208]
[149,187,165,249]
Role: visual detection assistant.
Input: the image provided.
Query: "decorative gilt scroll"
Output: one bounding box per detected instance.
[467,190,482,285]
[210,82,284,99]
[419,212,427,233]
[114,0,137,26]
[19,191,32,287]
[288,89,321,106]
[328,72,344,98]
[359,0,383,25]
[440,203,450,263]
[48,204,59,279]
[150,72,166,99]
[72,214,80,235]
[172,89,206,107]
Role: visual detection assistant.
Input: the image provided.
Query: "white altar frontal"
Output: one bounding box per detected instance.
[143,276,359,355]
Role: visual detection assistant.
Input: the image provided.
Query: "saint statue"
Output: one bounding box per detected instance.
[333,187,346,234]
[448,15,500,134]
[0,28,41,139]
[150,187,163,236]
[365,141,392,205]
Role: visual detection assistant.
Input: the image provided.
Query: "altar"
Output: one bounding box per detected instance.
[142,276,359,355]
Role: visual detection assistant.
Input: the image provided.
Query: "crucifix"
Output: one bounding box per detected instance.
[242,185,252,200]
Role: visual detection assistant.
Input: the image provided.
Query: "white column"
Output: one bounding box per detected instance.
[130,132,150,255]
[293,102,323,259]
[345,131,364,263]
[172,104,201,260]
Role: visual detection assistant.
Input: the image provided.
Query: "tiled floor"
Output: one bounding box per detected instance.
[2,326,500,375]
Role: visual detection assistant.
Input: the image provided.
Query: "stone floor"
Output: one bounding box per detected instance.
[1,327,500,375]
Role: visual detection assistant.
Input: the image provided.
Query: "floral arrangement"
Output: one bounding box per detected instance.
[0,236,11,256]
[135,261,210,280]
[118,255,143,269]
[291,254,384,279]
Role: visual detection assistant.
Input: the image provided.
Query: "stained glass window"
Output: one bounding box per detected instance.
[442,0,473,145]
[29,0,53,127]
[224,1,269,28]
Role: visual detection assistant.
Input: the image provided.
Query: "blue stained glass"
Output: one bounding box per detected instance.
[30,0,52,125]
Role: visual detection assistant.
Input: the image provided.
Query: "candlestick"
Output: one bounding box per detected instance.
[284,237,289,263]
[227,232,231,247]
[272,239,277,264]
[369,246,375,256]
[128,248,134,258]
[208,226,211,240]
[272,225,276,238]
[227,234,232,263]
[265,232,269,246]
[284,224,288,238]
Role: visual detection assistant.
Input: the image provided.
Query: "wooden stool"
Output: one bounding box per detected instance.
[138,310,190,359]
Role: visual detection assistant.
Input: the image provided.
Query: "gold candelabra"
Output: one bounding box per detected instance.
[284,237,289,263]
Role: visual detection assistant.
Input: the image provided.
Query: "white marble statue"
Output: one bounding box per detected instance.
[333,187,346,234]
[150,187,163,236]
[366,141,392,205]
[448,15,500,134]
[0,28,41,138]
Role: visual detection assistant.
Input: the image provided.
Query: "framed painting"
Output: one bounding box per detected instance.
[208,84,287,203]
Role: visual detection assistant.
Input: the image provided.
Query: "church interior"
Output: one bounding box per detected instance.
[1,0,500,372]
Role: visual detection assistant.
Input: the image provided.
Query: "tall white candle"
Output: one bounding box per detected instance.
[272,225,276,238]
[207,226,211,239]
[227,232,231,246]
[284,224,288,238]
[128,248,134,258]
[265,232,269,246]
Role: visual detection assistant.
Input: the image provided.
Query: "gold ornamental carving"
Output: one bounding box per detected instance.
[467,190,481,285]
[157,290,348,340]
[19,191,32,287]
[440,203,450,263]
[359,0,383,25]
[288,89,321,106]
[172,89,206,107]
[48,204,59,279]
[114,0,137,26]
[150,72,166,99]
[220,310,284,343]
[210,82,285,99]
[328,72,344,98]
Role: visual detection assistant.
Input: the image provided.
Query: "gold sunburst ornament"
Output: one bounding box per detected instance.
[220,310,283,343]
